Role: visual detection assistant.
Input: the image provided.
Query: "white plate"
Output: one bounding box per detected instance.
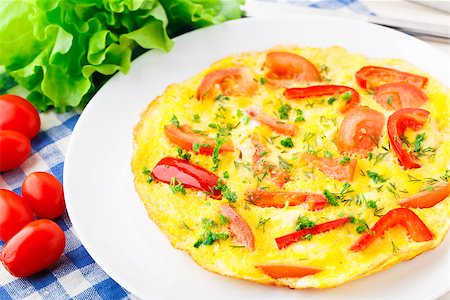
[64,16,450,300]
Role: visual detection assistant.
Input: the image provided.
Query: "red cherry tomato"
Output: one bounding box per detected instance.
[247,109,298,136]
[355,66,428,89]
[337,107,385,156]
[375,82,428,110]
[275,217,350,249]
[220,204,255,250]
[350,208,433,252]
[197,67,257,100]
[151,157,221,198]
[0,190,34,242]
[164,124,234,155]
[0,219,65,277]
[21,172,66,219]
[387,108,430,169]
[0,94,40,139]
[263,52,321,87]
[0,130,31,172]
[284,85,360,113]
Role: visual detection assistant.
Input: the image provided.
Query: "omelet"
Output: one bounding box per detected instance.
[131,46,450,289]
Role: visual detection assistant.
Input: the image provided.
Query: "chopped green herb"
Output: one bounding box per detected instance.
[260,77,267,85]
[194,218,229,248]
[223,171,230,179]
[426,185,435,191]
[319,64,329,73]
[341,91,352,101]
[278,103,292,120]
[302,233,313,241]
[170,114,180,127]
[367,170,387,184]
[413,133,426,152]
[142,166,151,175]
[192,114,200,123]
[303,132,315,142]
[324,150,333,158]
[327,96,337,105]
[192,142,201,153]
[294,109,305,122]
[256,217,271,232]
[236,109,243,118]
[323,189,339,206]
[349,216,370,234]
[211,134,225,171]
[177,147,191,160]
[219,214,230,226]
[368,152,373,161]
[181,222,192,231]
[441,170,450,181]
[295,216,315,231]
[215,180,237,203]
[366,200,378,209]
[243,114,250,125]
[339,156,351,165]
[169,177,186,195]
[280,137,294,148]
[215,94,229,101]
[386,96,392,105]
[392,241,399,255]
[259,150,268,157]
[278,156,293,172]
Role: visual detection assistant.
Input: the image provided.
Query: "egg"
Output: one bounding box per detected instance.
[131,46,450,289]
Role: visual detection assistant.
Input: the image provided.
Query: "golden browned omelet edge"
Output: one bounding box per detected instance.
[131,45,450,289]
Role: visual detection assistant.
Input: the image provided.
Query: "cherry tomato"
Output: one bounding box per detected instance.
[350,208,433,252]
[0,130,31,172]
[387,108,430,169]
[0,94,40,139]
[0,190,34,242]
[247,190,326,210]
[220,204,255,250]
[275,217,350,249]
[247,109,298,136]
[152,157,221,198]
[399,183,449,208]
[21,172,65,219]
[284,85,360,113]
[197,67,257,100]
[263,52,321,87]
[355,66,428,89]
[301,153,357,182]
[337,107,385,156]
[375,82,428,110]
[0,219,65,277]
[164,124,233,156]
[258,265,321,279]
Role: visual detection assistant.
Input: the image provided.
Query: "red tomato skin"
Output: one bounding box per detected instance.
[0,190,34,242]
[0,130,31,172]
[220,204,255,250]
[258,265,321,279]
[151,157,221,198]
[284,85,360,113]
[375,82,428,110]
[0,95,40,139]
[0,219,65,277]
[301,153,357,182]
[399,183,450,208]
[350,208,433,252]
[247,109,298,136]
[247,190,326,210]
[355,66,427,89]
[22,172,66,219]
[387,108,430,169]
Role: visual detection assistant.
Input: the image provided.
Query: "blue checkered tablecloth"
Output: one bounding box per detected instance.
[0,1,372,299]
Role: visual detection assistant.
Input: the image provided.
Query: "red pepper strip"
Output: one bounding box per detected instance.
[164,124,234,156]
[247,190,326,210]
[301,153,357,182]
[284,85,360,113]
[257,265,321,279]
[275,217,350,249]
[247,109,298,136]
[220,204,255,250]
[151,157,221,198]
[387,108,430,169]
[399,183,450,208]
[351,208,433,252]
[355,66,428,89]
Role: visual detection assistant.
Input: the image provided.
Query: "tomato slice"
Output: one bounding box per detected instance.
[301,153,357,182]
[350,208,433,252]
[151,157,221,198]
[247,190,326,210]
[284,85,360,113]
[356,66,428,89]
[387,108,430,169]
[375,82,428,110]
[164,124,233,155]
[337,107,385,156]
[263,52,321,87]
[247,109,298,136]
[276,217,350,249]
[257,265,321,279]
[399,183,450,208]
[197,67,258,100]
[220,204,255,250]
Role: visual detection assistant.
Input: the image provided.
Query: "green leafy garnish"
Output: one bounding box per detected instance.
[170,114,180,127]
[260,77,267,85]
[339,156,350,165]
[295,216,315,231]
[324,150,333,158]
[219,214,230,226]
[169,177,186,195]
[280,137,294,148]
[341,91,352,101]
[386,96,392,105]
[323,189,339,206]
[327,96,337,105]
[294,109,305,122]
[278,156,293,172]
[223,171,230,179]
[349,216,370,234]
[192,114,201,123]
[177,147,191,160]
[278,103,291,120]
[142,166,154,183]
[215,180,237,203]
[367,170,387,184]
[194,218,229,248]
[256,217,271,232]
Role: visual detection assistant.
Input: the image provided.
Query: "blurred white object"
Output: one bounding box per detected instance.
[408,0,450,13]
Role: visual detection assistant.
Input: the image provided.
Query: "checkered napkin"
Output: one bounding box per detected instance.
[0,1,372,299]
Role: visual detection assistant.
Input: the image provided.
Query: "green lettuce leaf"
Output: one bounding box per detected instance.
[0,0,243,111]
